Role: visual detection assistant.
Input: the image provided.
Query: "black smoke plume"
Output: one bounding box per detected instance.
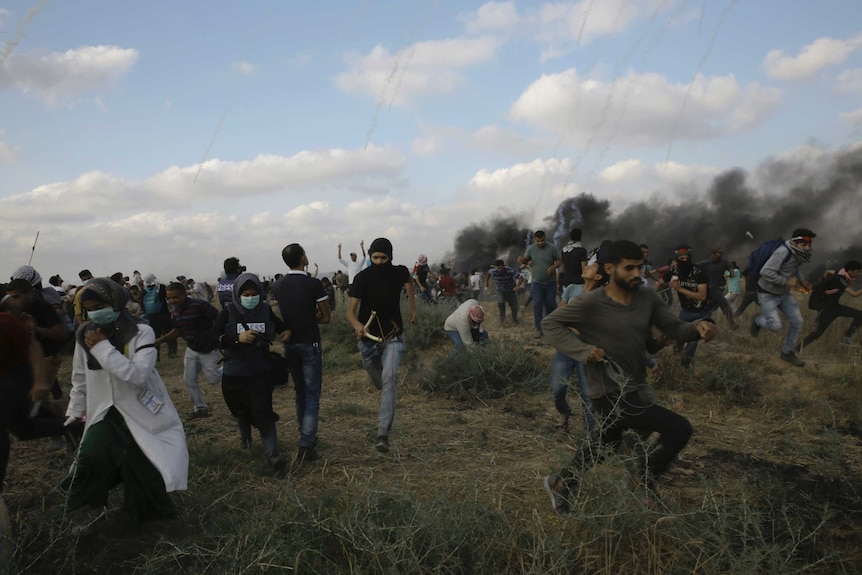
[448,145,862,273]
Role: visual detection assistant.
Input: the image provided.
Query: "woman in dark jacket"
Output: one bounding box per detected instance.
[212,273,287,471]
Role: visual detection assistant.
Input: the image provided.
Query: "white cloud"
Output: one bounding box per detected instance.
[509,69,781,146]
[462,1,520,34]
[0,45,138,103]
[232,60,255,75]
[0,145,406,223]
[461,0,675,60]
[335,36,500,105]
[287,52,312,67]
[471,124,552,155]
[164,98,172,111]
[763,32,862,81]
[599,158,719,187]
[842,109,862,127]
[836,68,862,95]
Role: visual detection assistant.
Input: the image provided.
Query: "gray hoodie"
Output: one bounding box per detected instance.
[757,241,806,295]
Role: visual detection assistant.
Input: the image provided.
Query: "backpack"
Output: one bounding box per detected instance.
[142,288,163,315]
[747,239,792,283]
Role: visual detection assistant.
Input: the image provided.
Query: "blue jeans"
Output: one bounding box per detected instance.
[358,336,404,438]
[531,281,557,333]
[755,291,804,354]
[446,330,489,358]
[678,308,713,359]
[183,348,223,411]
[283,342,323,447]
[550,351,594,432]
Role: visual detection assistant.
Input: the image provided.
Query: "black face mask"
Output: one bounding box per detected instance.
[677,259,693,274]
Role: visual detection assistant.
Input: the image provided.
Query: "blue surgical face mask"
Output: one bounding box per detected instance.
[241,295,260,310]
[88,307,120,325]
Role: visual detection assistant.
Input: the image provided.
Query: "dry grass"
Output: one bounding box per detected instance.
[3,293,862,574]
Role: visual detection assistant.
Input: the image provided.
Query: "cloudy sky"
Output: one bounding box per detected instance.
[2,0,861,283]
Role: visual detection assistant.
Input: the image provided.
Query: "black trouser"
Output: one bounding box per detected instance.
[559,391,692,490]
[0,363,67,491]
[711,290,736,326]
[735,288,759,316]
[801,305,862,348]
[148,314,177,356]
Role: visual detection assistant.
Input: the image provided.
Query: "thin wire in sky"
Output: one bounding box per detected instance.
[664,0,739,172]
[0,0,51,63]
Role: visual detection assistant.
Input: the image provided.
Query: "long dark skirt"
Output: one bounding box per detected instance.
[66,407,174,522]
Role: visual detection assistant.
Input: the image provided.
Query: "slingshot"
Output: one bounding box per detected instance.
[363,311,399,343]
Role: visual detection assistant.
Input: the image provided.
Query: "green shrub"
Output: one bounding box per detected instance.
[416,341,548,400]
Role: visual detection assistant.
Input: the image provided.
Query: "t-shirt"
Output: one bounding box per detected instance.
[524,243,561,284]
[820,271,854,308]
[274,271,328,344]
[561,241,588,286]
[29,298,64,356]
[171,298,219,352]
[664,264,709,311]
[349,264,412,337]
[438,275,457,297]
[724,268,741,293]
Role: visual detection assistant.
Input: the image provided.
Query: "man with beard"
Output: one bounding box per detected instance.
[540,240,717,513]
[665,246,711,368]
[750,229,816,367]
[346,238,416,454]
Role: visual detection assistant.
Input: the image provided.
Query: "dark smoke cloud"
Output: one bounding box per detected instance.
[448,145,862,272]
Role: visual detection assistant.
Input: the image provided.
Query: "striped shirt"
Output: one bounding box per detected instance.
[170,298,218,352]
[488,267,521,292]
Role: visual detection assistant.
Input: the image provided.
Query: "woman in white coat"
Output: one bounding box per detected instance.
[65,278,188,523]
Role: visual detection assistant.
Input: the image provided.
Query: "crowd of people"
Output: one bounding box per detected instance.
[2,225,860,533]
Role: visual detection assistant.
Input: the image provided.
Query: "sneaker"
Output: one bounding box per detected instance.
[542,475,569,515]
[240,437,252,450]
[840,336,856,346]
[267,453,287,471]
[561,412,570,433]
[780,351,805,367]
[375,436,389,453]
[297,445,320,463]
[534,330,543,339]
[187,408,210,419]
[680,356,692,369]
[749,318,761,338]
[45,437,66,453]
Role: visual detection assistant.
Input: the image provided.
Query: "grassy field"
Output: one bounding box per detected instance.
[4,293,862,574]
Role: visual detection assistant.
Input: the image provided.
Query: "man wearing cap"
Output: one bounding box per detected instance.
[338,242,367,287]
[750,228,816,367]
[412,254,433,303]
[663,245,710,368]
[443,299,489,358]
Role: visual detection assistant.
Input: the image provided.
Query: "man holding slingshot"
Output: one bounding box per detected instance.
[346,237,417,453]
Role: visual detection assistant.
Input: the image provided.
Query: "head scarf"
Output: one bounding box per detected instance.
[75,278,146,370]
[231,272,266,316]
[11,265,42,287]
[143,273,161,291]
[417,253,428,265]
[369,237,393,262]
[468,304,485,323]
